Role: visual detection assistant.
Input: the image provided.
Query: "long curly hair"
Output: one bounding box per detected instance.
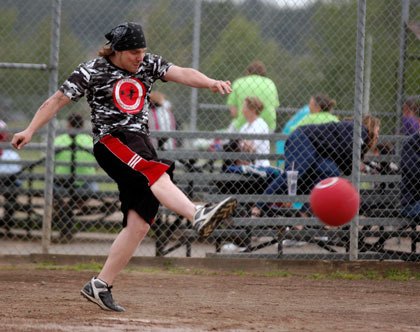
[313,94,336,112]
[98,46,114,57]
[362,115,381,152]
[244,96,264,115]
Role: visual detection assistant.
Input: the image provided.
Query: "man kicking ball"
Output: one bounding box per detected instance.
[12,22,237,312]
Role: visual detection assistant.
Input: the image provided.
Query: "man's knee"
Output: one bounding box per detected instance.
[126,210,151,236]
[151,172,172,189]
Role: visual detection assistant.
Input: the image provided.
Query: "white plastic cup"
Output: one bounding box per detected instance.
[286,170,298,196]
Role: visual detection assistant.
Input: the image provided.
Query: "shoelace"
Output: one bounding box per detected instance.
[195,203,211,215]
[195,204,204,211]
[96,278,113,292]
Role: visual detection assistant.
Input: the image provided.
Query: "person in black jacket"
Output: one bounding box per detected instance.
[252,115,380,216]
[400,132,420,220]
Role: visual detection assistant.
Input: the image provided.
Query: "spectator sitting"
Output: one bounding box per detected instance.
[289,94,339,132]
[0,120,22,236]
[276,94,339,211]
[275,104,310,168]
[252,115,381,217]
[276,94,339,168]
[54,113,98,242]
[401,96,420,136]
[148,91,177,150]
[226,60,279,133]
[400,132,420,220]
[196,61,279,158]
[0,120,22,176]
[54,113,98,191]
[224,96,281,180]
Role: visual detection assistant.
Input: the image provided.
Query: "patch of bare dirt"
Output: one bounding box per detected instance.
[0,266,419,331]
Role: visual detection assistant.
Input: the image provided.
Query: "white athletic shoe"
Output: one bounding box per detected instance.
[193,196,237,238]
[81,277,125,312]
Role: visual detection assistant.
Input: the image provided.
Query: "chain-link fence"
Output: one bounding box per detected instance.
[0,0,419,260]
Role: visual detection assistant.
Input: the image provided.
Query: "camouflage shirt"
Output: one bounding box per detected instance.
[59,53,172,143]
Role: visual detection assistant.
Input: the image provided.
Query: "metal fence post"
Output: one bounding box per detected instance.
[395,0,410,137]
[350,0,367,261]
[42,0,62,254]
[363,34,372,115]
[189,0,202,131]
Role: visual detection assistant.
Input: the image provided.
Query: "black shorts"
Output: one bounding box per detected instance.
[94,131,174,226]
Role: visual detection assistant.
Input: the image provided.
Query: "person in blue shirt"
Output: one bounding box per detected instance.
[401,96,420,136]
[276,105,310,168]
[276,94,339,168]
[252,115,381,217]
[400,132,420,220]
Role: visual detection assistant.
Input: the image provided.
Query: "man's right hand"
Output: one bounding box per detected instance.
[11,91,72,150]
[11,130,33,150]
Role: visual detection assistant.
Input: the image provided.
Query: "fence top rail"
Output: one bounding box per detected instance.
[2,131,408,144]
[232,217,408,227]
[0,62,48,70]
[0,169,401,186]
[199,104,400,119]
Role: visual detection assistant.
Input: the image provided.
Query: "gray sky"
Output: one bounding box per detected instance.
[225,0,317,7]
[263,0,317,7]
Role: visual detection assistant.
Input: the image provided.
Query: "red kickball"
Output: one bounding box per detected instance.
[309,177,360,227]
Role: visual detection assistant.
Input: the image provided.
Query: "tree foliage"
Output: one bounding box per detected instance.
[0,0,417,130]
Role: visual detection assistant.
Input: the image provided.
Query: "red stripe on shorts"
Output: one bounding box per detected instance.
[100,134,169,186]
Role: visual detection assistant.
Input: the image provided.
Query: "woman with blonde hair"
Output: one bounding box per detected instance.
[224,96,281,179]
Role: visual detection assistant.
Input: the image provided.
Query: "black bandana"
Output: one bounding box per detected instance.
[105,22,146,51]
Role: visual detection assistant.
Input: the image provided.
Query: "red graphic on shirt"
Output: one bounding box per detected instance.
[113,77,146,114]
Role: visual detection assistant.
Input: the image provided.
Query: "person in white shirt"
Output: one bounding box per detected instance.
[0,120,22,175]
[148,91,177,151]
[239,96,271,167]
[0,120,22,235]
[225,97,280,179]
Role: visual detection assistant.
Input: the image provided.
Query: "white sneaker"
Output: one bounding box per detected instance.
[282,239,307,247]
[80,277,125,312]
[221,243,248,252]
[193,197,237,238]
[221,243,239,252]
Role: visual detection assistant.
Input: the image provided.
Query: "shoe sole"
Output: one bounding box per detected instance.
[199,197,237,238]
[80,289,112,311]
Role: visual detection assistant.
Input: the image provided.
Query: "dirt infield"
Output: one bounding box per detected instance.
[0,261,420,332]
